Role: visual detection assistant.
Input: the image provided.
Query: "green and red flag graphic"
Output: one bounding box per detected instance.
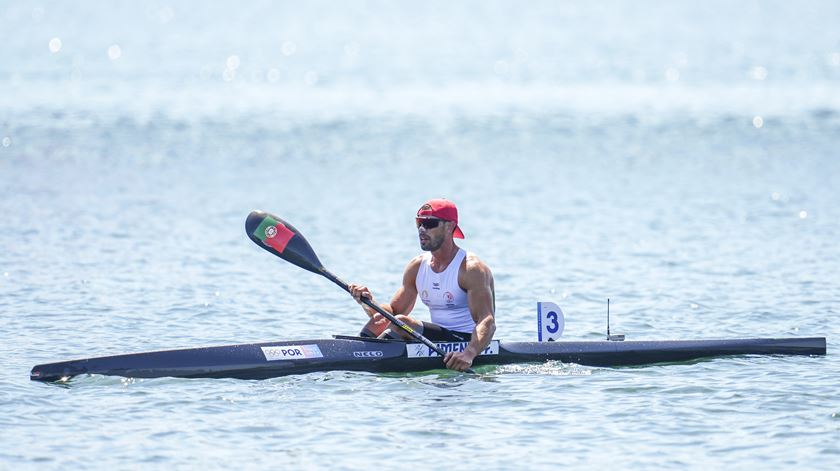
[252,216,295,253]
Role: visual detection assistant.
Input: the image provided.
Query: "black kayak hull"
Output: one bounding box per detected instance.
[30,336,827,382]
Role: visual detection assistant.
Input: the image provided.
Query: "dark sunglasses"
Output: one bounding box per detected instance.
[416,218,445,229]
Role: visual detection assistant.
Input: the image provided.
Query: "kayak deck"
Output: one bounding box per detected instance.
[30,336,827,382]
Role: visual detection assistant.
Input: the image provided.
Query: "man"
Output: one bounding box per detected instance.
[348,199,496,372]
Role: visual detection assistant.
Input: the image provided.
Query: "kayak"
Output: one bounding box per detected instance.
[30,335,826,382]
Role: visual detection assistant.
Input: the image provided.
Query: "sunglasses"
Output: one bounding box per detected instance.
[416,218,446,229]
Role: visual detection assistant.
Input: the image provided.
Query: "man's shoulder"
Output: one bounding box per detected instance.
[460,251,493,283]
[398,255,425,290]
[403,254,425,276]
[463,251,491,270]
[407,254,426,267]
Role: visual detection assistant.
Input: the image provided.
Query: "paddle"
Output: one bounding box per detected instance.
[245,210,469,370]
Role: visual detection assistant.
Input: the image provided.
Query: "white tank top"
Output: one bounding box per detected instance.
[415,248,475,333]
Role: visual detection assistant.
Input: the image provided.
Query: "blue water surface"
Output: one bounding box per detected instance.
[1,1,838,469]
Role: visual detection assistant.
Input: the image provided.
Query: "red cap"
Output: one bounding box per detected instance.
[417,198,465,239]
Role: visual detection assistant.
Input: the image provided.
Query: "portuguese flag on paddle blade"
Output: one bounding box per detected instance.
[252,215,295,253]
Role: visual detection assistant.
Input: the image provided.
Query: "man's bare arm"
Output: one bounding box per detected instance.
[444,255,496,371]
[348,256,421,318]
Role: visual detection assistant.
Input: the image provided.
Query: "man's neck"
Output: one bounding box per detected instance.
[430,240,459,271]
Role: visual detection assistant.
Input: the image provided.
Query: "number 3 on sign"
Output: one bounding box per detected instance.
[537,302,565,342]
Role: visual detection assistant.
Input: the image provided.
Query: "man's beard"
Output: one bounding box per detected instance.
[420,235,444,251]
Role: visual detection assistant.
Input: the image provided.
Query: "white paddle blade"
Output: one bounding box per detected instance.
[537,301,565,341]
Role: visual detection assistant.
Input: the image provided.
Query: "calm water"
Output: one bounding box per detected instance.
[1,1,839,469]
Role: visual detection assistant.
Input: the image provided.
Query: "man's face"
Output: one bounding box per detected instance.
[416,218,449,251]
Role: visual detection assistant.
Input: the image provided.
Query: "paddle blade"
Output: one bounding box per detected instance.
[246,211,325,275]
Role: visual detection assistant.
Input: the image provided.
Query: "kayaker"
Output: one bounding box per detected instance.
[348,198,496,372]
